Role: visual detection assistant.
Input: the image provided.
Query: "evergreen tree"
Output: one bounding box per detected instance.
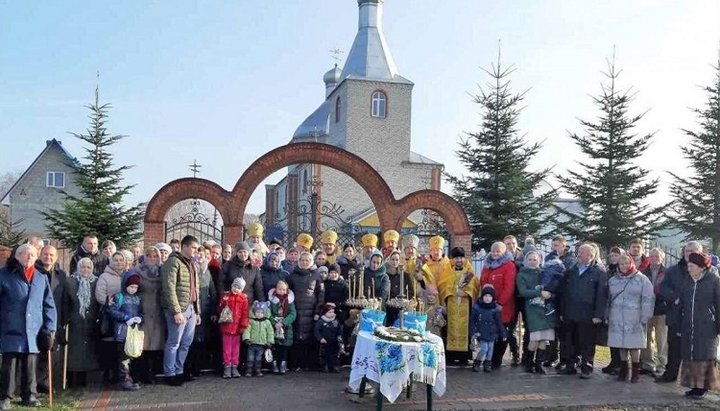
[669,60,720,252]
[42,85,143,248]
[0,215,26,248]
[557,55,665,250]
[447,51,557,251]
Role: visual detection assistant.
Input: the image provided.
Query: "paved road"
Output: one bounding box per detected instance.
[77,363,692,411]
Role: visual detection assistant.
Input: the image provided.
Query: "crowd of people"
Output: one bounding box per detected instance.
[0,224,719,409]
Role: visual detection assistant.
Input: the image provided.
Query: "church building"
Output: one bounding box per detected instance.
[263,0,443,241]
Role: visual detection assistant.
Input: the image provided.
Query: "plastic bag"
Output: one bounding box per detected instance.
[219,306,233,324]
[264,348,274,363]
[124,324,145,359]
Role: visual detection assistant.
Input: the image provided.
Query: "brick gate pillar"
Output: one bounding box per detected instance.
[451,233,472,253]
[224,224,244,247]
[143,221,166,246]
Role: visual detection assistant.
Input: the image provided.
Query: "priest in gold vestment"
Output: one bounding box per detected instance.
[437,246,479,362]
[420,236,449,287]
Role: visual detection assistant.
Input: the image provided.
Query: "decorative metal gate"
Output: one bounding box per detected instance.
[263,193,363,248]
[401,209,448,254]
[165,199,223,244]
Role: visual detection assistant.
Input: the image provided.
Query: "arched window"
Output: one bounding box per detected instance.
[371,91,387,118]
[335,97,341,123]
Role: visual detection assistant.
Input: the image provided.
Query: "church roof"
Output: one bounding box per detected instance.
[292,99,331,140]
[407,151,441,165]
[340,0,412,84]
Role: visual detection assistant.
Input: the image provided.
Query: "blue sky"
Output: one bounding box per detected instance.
[1,0,719,215]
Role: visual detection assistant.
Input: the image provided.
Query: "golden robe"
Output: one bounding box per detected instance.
[420,257,450,287]
[437,261,479,352]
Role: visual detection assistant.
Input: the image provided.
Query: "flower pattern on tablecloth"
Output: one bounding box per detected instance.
[375,341,405,375]
[419,342,438,369]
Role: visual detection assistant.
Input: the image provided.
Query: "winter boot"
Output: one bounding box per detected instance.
[272,361,280,374]
[534,350,547,375]
[511,350,521,367]
[617,362,629,382]
[222,366,232,379]
[279,361,288,375]
[483,360,492,373]
[120,378,140,391]
[255,360,264,377]
[231,366,241,378]
[524,351,536,373]
[244,365,253,377]
[472,360,481,372]
[630,362,641,383]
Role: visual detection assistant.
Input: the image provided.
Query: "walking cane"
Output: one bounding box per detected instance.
[47,349,53,408]
[63,325,69,390]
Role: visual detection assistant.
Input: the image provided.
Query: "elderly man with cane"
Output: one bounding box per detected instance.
[0,244,57,410]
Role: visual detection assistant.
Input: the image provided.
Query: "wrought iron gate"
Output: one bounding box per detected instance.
[165,199,223,244]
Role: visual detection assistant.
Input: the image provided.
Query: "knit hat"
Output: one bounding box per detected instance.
[688,252,712,269]
[321,302,336,315]
[425,284,439,296]
[155,242,172,254]
[328,263,341,274]
[450,247,465,259]
[126,273,141,287]
[269,238,283,247]
[317,266,329,276]
[234,241,250,252]
[231,277,246,291]
[296,233,314,250]
[252,300,270,314]
[481,284,496,300]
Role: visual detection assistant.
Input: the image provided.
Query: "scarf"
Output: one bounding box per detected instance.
[485,251,513,270]
[74,272,97,318]
[273,291,289,316]
[620,258,637,276]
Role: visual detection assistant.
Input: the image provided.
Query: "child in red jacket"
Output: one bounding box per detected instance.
[218,277,249,378]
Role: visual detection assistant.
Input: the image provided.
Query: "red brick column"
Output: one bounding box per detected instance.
[224,224,244,247]
[451,233,472,253]
[143,221,166,246]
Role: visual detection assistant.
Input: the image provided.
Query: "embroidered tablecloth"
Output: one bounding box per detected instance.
[348,331,446,403]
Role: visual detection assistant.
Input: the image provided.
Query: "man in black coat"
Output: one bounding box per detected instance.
[34,245,67,394]
[218,241,264,303]
[69,235,107,276]
[655,240,703,383]
[558,243,608,379]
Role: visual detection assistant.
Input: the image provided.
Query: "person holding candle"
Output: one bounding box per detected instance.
[385,250,415,326]
[438,246,480,364]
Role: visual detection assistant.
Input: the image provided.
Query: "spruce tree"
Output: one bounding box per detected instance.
[447,51,557,251]
[557,55,665,250]
[42,85,143,248]
[669,60,720,252]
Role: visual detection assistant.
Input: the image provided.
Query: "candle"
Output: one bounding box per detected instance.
[399,267,405,298]
[350,272,354,300]
[371,278,375,300]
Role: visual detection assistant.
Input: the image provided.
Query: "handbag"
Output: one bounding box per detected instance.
[219,305,233,324]
[597,274,634,346]
[124,324,145,359]
[98,296,114,339]
[264,347,274,363]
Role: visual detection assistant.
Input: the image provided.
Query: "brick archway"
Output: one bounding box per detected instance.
[143,178,234,245]
[231,142,396,231]
[390,190,472,252]
[144,143,397,246]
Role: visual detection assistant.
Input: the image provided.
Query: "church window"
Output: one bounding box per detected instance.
[371,91,387,118]
[335,97,341,123]
[46,171,65,188]
[302,169,308,194]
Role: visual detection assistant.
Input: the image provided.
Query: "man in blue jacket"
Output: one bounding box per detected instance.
[0,243,57,409]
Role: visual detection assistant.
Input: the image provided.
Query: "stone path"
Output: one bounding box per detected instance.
[74,363,695,411]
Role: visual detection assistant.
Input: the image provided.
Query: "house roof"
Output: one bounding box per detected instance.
[407,151,441,166]
[1,139,80,205]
